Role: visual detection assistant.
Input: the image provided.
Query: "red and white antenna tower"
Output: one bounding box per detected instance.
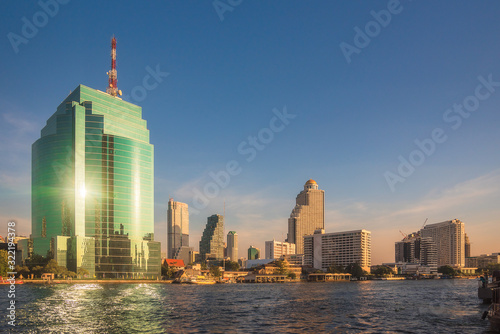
[106,36,121,97]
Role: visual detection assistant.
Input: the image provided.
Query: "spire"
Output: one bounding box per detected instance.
[106,36,122,97]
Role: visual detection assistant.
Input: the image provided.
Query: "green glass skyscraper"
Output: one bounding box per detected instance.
[32,84,160,278]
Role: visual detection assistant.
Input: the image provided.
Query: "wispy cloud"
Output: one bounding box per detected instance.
[387,169,500,220]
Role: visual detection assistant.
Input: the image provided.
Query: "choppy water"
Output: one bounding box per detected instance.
[0,279,496,333]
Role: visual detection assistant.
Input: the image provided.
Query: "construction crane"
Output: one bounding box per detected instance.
[421,218,428,230]
[399,230,407,239]
[106,36,122,97]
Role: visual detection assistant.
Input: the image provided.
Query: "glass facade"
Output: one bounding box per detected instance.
[199,214,224,260]
[32,85,160,278]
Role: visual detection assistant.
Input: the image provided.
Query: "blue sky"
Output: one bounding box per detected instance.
[1,0,499,264]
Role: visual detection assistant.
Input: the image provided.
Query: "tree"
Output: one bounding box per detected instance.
[274,259,289,275]
[209,266,222,278]
[200,262,208,270]
[66,271,77,278]
[77,267,90,278]
[44,259,65,277]
[161,262,175,278]
[345,263,365,278]
[327,264,344,274]
[288,272,297,279]
[31,266,44,278]
[486,263,500,274]
[225,261,240,271]
[15,265,30,279]
[438,265,456,276]
[372,266,394,277]
[25,254,50,270]
[0,250,8,277]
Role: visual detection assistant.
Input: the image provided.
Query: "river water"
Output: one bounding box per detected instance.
[0,279,496,333]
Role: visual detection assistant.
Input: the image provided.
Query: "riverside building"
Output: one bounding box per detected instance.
[420,219,465,267]
[286,179,325,254]
[167,199,192,265]
[265,240,296,259]
[303,229,371,272]
[32,84,160,278]
[395,232,438,267]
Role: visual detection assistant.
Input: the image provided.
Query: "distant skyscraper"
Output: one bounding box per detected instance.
[248,246,260,260]
[420,219,465,267]
[465,233,471,258]
[304,229,371,272]
[286,179,325,254]
[167,199,192,264]
[199,214,224,260]
[32,84,160,279]
[227,231,238,262]
[265,240,296,259]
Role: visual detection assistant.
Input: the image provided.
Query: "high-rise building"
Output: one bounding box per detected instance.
[420,219,465,267]
[464,233,471,258]
[32,84,160,278]
[303,229,371,272]
[394,232,437,267]
[286,179,324,254]
[265,240,296,259]
[227,231,238,262]
[248,246,260,260]
[167,199,192,264]
[199,214,224,260]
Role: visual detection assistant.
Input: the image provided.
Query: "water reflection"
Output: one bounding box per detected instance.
[0,280,495,333]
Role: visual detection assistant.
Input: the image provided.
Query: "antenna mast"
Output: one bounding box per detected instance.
[106,36,121,97]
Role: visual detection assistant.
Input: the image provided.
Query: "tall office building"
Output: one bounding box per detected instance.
[286,179,324,254]
[464,233,471,258]
[32,84,160,278]
[227,231,238,262]
[303,229,371,272]
[248,246,260,260]
[167,199,192,264]
[199,214,224,260]
[265,240,296,259]
[420,219,465,267]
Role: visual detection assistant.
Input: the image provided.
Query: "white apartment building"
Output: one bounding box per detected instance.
[265,240,296,259]
[304,229,371,272]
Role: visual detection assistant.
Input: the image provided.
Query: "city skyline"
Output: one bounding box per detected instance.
[1,2,500,264]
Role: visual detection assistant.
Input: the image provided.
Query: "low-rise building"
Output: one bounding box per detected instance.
[466,253,500,268]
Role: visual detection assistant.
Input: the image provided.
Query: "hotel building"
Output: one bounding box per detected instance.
[286,179,324,254]
[420,219,465,267]
[265,240,296,259]
[303,229,371,272]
